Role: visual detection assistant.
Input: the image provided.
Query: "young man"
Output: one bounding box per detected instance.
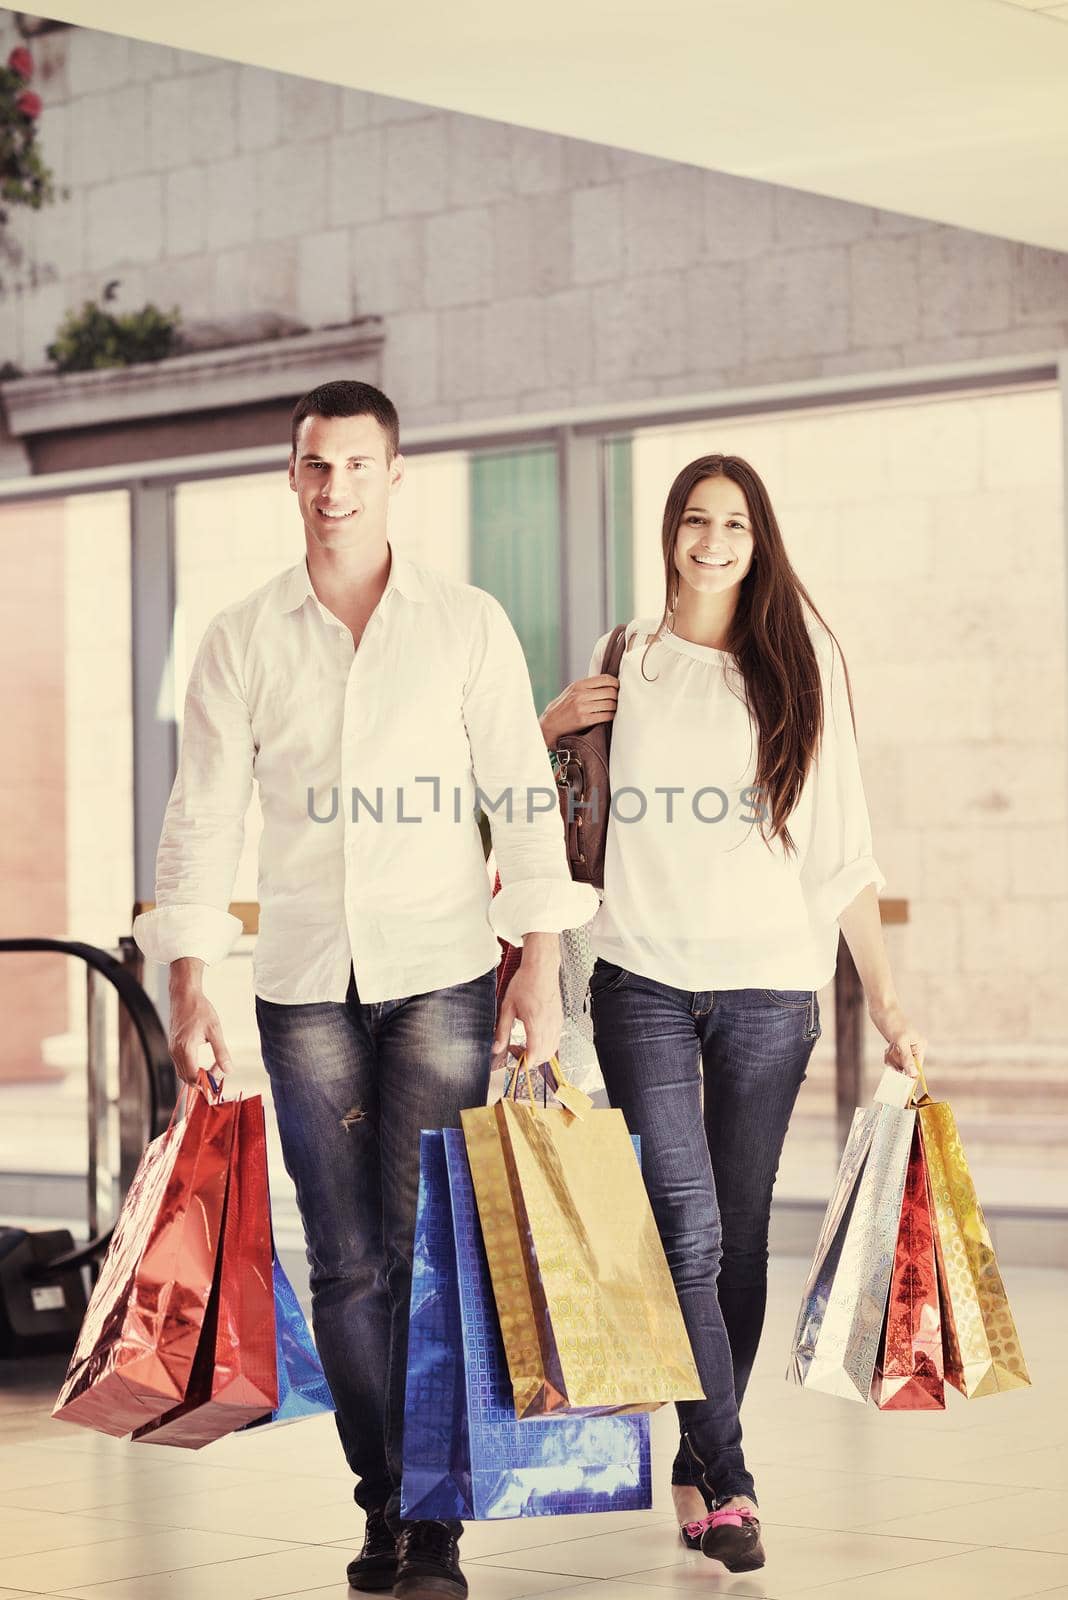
[133,380,596,1600]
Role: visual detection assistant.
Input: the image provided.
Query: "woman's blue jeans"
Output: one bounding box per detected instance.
[256,964,496,1531]
[590,960,821,1508]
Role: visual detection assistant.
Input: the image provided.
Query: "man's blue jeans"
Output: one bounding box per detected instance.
[255,965,496,1529]
[590,961,821,1507]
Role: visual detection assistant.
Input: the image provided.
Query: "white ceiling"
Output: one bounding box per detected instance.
[34,0,1068,252]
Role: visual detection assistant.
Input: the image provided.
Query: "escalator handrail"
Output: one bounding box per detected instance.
[0,936,177,1272]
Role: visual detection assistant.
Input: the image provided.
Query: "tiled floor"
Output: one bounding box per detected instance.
[0,1256,1065,1599]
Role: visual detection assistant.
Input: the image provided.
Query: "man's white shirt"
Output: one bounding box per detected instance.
[133,550,597,1003]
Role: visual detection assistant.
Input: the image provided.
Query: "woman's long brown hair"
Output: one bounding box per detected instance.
[642,453,856,858]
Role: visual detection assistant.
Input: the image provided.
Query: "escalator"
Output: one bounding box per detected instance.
[0,935,176,1355]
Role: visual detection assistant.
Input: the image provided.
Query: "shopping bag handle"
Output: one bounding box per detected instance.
[504,1054,541,1106]
[508,1053,593,1120]
[167,1068,225,1128]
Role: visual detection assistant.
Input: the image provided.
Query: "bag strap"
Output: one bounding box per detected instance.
[507,1053,594,1121]
[600,622,628,679]
[600,623,628,762]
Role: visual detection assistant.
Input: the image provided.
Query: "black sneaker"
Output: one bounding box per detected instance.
[699,1503,765,1573]
[393,1519,467,1599]
[346,1506,398,1592]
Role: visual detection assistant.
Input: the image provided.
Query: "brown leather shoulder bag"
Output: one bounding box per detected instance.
[550,623,628,889]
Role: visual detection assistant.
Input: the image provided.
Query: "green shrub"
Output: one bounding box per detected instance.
[46,295,181,373]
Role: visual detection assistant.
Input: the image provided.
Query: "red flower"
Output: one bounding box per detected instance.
[7,45,34,80]
[15,89,42,120]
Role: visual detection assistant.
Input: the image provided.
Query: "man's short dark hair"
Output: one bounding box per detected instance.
[290,381,400,462]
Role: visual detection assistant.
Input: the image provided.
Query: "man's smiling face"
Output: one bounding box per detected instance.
[289,412,404,548]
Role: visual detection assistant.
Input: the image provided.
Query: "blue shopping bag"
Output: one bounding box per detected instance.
[400,1129,651,1520]
[240,1253,334,1429]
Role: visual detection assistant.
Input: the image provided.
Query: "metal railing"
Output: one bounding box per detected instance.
[0,936,177,1273]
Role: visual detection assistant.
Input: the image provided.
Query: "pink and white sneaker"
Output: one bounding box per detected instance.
[699,1503,765,1572]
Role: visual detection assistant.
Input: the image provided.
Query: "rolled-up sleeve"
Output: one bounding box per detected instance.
[800,635,886,927]
[132,614,253,967]
[464,594,598,945]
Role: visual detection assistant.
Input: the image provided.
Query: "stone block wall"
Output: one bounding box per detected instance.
[2,15,1068,430]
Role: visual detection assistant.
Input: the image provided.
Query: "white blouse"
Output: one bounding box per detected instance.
[587,618,885,992]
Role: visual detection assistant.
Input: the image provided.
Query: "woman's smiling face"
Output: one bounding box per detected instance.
[674,474,755,598]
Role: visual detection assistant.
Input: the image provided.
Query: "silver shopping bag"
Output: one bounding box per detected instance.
[787,1069,917,1403]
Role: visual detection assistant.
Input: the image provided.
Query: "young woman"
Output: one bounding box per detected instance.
[539,454,927,1574]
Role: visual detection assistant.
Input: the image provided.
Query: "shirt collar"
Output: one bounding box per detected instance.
[277,546,427,615]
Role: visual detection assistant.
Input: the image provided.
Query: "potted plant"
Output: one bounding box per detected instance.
[46,281,181,372]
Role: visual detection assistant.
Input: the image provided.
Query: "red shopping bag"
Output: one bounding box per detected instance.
[53,1075,237,1436]
[132,1095,278,1448]
[871,1124,945,1411]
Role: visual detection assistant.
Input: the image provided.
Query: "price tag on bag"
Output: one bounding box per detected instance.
[873,1067,918,1109]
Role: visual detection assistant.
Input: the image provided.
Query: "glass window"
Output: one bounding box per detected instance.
[0,490,132,1199]
[470,445,562,711]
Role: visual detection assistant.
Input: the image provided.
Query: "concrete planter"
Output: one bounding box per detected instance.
[0,319,384,437]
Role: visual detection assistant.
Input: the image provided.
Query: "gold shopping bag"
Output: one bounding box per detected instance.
[461,1058,703,1420]
[917,1092,1030,1399]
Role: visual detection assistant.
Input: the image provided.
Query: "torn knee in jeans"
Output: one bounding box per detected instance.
[340,1104,367,1130]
